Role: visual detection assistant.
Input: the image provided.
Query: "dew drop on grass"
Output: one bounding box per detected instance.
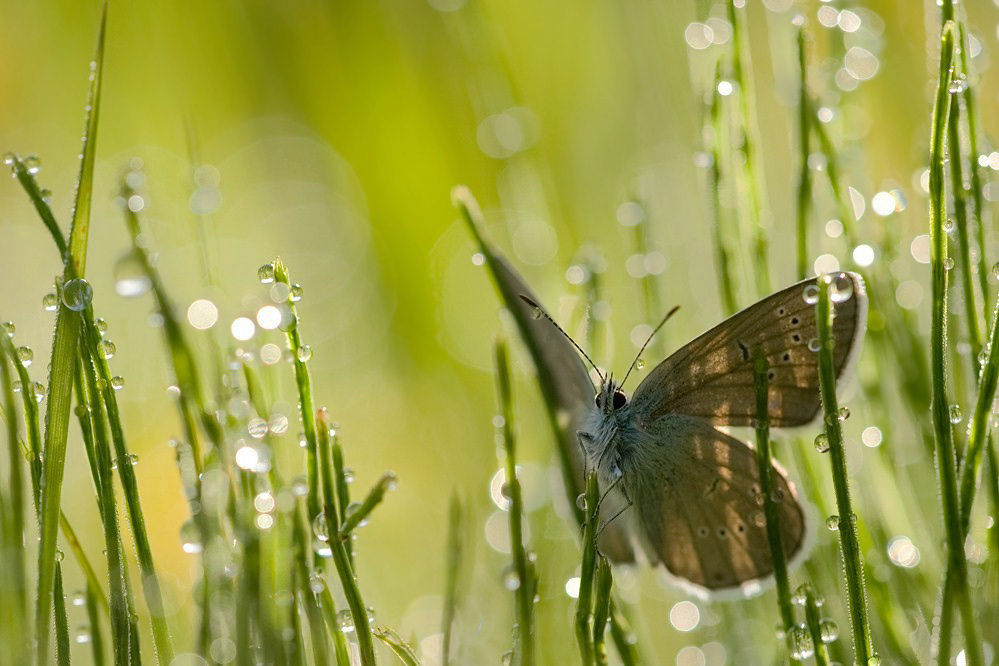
[576,493,587,511]
[309,573,326,594]
[247,418,268,439]
[289,283,303,302]
[790,583,812,606]
[471,252,485,266]
[945,257,955,271]
[949,404,963,424]
[62,278,93,311]
[42,293,59,312]
[296,345,312,362]
[1,321,13,337]
[502,566,521,590]
[808,338,821,352]
[39,188,52,203]
[802,284,820,305]
[345,502,369,527]
[257,263,276,284]
[813,434,830,453]
[98,340,116,360]
[827,515,840,531]
[943,217,956,233]
[74,624,92,644]
[788,624,814,659]
[384,470,399,491]
[949,75,968,94]
[22,154,40,174]
[95,317,108,334]
[819,618,839,643]
[868,655,882,666]
[531,306,543,320]
[838,406,850,421]
[33,382,45,403]
[71,590,86,607]
[337,609,355,633]
[2,152,14,166]
[830,273,854,303]
[111,376,125,391]
[636,359,645,370]
[312,512,330,542]
[180,519,202,554]
[113,251,152,298]
[16,346,33,367]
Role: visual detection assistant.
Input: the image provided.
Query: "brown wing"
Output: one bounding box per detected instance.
[629,416,806,591]
[463,209,635,562]
[630,273,866,428]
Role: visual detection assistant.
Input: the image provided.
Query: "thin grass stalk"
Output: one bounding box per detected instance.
[750,349,795,638]
[927,22,984,666]
[946,82,983,365]
[8,157,68,261]
[815,275,873,664]
[34,7,106,659]
[82,341,132,665]
[58,513,108,613]
[338,471,396,537]
[956,22,991,316]
[803,586,830,666]
[9,342,43,515]
[292,508,331,665]
[54,561,70,666]
[606,603,639,666]
[811,112,856,243]
[272,258,324,545]
[727,0,771,298]
[86,581,107,665]
[708,59,739,316]
[624,197,666,356]
[495,339,535,666]
[590,557,613,666]
[316,409,376,665]
[442,492,463,666]
[331,434,352,567]
[0,348,27,663]
[795,26,812,282]
[959,291,999,534]
[575,470,600,665]
[81,310,175,662]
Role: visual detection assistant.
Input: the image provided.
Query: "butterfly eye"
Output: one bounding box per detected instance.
[612,390,628,410]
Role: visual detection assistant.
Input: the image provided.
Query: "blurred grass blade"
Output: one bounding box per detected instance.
[442,492,463,666]
[575,470,600,665]
[86,581,107,666]
[707,59,739,316]
[591,556,613,666]
[338,471,397,537]
[0,344,28,663]
[374,625,422,666]
[794,26,812,283]
[34,6,106,661]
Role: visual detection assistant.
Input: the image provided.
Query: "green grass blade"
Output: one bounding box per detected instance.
[34,7,107,661]
[707,59,739,316]
[441,492,463,666]
[8,156,67,261]
[86,581,107,666]
[816,276,873,664]
[54,561,70,666]
[751,349,795,639]
[337,471,396,537]
[575,470,600,666]
[374,625,422,666]
[0,344,28,662]
[590,557,613,666]
[927,21,984,666]
[802,585,830,666]
[794,27,812,283]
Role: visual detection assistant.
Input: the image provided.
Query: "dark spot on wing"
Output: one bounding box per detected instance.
[737,340,750,362]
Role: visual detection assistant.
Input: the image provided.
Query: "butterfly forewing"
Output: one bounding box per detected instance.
[630,273,866,428]
[464,214,636,562]
[628,416,806,590]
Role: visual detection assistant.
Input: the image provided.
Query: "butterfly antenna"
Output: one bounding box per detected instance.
[620,305,680,389]
[518,295,605,383]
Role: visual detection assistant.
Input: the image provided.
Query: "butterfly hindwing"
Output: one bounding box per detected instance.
[630,273,866,428]
[626,415,806,590]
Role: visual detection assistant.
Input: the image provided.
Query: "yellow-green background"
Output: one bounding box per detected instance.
[3,0,998,663]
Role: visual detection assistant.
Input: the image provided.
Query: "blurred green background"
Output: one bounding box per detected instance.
[4,0,999,663]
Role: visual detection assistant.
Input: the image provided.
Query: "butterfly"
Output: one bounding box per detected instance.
[463,208,867,596]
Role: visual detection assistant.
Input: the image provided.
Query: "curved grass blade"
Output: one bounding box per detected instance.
[441,492,464,666]
[34,6,107,661]
[374,625,422,666]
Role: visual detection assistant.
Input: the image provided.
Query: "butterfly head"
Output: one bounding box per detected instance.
[595,376,629,416]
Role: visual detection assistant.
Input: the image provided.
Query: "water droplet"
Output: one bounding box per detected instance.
[337,609,355,633]
[247,418,268,439]
[95,318,108,334]
[111,376,125,391]
[1,321,13,337]
[814,433,830,453]
[291,477,308,496]
[113,251,151,297]
[74,624,92,644]
[949,75,968,94]
[98,339,116,360]
[54,549,64,562]
[471,252,485,266]
[343,468,355,483]
[830,273,854,303]
[803,284,820,305]
[791,583,813,606]
[71,590,86,607]
[827,515,840,531]
[312,512,330,542]
[258,264,276,284]
[42,293,59,312]
[39,188,52,203]
[868,655,882,666]
[576,493,587,511]
[502,566,521,590]
[59,279,94,312]
[16,346,33,367]
[23,155,41,174]
[945,257,955,271]
[788,623,814,659]
[33,382,45,403]
[636,359,645,370]
[808,337,821,352]
[838,406,850,421]
[949,404,963,424]
[980,348,990,366]
[530,306,543,320]
[384,470,399,491]
[309,573,326,594]
[501,650,514,666]
[2,152,14,166]
[296,345,312,362]
[289,284,303,302]
[819,618,839,643]
[943,218,956,233]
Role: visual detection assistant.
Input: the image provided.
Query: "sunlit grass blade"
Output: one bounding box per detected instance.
[815,275,873,664]
[442,492,463,666]
[927,21,984,666]
[494,338,535,666]
[7,156,67,261]
[54,561,70,666]
[34,6,107,661]
[802,585,830,666]
[0,345,28,663]
[727,0,771,298]
[374,626,422,666]
[794,26,812,283]
[751,349,794,642]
